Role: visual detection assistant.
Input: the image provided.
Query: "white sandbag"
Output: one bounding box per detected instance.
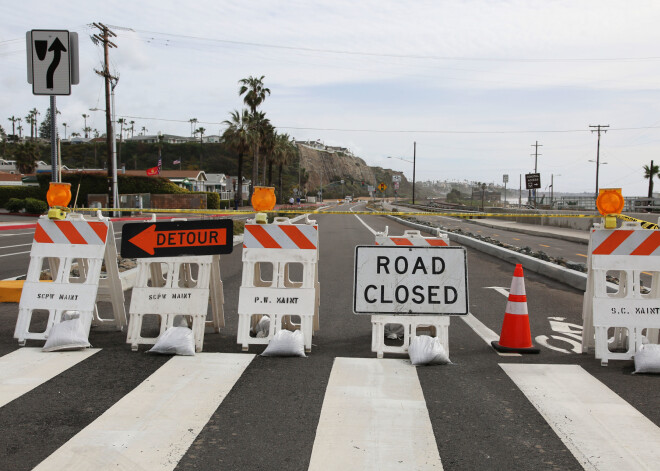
[43,312,91,352]
[261,329,306,357]
[254,316,270,338]
[408,335,450,366]
[633,344,660,374]
[385,323,404,340]
[148,327,195,356]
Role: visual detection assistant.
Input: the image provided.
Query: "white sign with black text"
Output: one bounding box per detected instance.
[353,246,468,315]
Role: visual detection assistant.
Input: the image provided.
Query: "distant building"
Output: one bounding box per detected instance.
[126,134,194,144]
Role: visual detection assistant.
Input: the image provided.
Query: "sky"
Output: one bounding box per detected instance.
[3,0,660,196]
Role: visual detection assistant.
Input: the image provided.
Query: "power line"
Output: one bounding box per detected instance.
[104,25,660,63]
[113,114,660,135]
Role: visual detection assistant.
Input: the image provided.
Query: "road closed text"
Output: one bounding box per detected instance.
[353,246,468,315]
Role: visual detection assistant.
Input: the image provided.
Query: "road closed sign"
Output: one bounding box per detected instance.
[353,246,468,315]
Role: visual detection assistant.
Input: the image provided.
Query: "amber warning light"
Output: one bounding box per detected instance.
[596,188,624,216]
[120,219,234,258]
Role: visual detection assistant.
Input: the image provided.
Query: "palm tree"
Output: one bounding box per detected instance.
[17,118,22,138]
[62,122,68,139]
[239,75,271,113]
[189,118,197,137]
[82,113,89,138]
[222,109,251,207]
[247,111,270,191]
[141,126,148,136]
[261,124,276,185]
[274,133,296,203]
[129,120,135,138]
[8,116,18,136]
[25,113,34,140]
[643,161,659,198]
[196,127,206,169]
[239,76,270,196]
[92,129,99,167]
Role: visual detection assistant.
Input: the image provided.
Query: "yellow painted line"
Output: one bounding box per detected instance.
[540,244,550,248]
[492,234,499,237]
[513,237,521,241]
[642,271,653,276]
[576,253,588,258]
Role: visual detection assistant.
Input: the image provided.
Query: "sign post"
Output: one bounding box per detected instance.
[26,30,79,183]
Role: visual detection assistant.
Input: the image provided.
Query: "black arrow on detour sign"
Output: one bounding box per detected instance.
[120,219,234,258]
[46,37,67,90]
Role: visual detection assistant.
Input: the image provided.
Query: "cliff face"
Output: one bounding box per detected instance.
[297,144,381,190]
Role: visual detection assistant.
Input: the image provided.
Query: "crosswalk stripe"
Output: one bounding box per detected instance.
[501,363,660,471]
[308,358,443,470]
[0,348,100,408]
[34,353,254,471]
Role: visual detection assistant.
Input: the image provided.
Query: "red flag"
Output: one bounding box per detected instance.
[146,166,159,176]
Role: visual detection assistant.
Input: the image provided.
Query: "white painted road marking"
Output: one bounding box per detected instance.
[0,348,100,408]
[308,358,443,470]
[501,363,660,471]
[34,353,254,471]
[460,313,520,357]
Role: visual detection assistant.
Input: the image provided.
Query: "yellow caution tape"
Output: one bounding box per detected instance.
[55,206,660,228]
[58,206,600,219]
[614,213,660,230]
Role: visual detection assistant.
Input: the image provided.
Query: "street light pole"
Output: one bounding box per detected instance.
[412,141,416,205]
[387,143,416,204]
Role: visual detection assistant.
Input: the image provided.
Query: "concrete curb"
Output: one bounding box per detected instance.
[462,218,590,245]
[386,215,589,291]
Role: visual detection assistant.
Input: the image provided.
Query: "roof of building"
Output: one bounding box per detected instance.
[122,170,207,180]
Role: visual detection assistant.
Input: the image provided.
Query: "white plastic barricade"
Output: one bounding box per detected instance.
[237,216,319,352]
[126,255,224,352]
[581,220,660,365]
[371,228,451,358]
[14,213,126,346]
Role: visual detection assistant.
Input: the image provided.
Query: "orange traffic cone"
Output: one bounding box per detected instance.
[492,264,540,354]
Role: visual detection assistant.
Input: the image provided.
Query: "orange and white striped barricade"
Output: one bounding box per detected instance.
[14,213,126,346]
[126,254,224,352]
[370,228,452,358]
[237,216,319,352]
[581,220,660,365]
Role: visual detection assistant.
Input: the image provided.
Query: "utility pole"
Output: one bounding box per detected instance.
[531,141,542,208]
[92,22,118,211]
[590,124,609,199]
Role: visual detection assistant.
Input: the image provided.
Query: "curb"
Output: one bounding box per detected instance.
[463,218,590,245]
[386,215,589,291]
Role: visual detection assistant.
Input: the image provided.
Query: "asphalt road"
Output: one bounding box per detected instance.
[0,205,658,470]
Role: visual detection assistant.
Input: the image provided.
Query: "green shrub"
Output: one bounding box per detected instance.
[0,186,46,207]
[5,198,25,213]
[204,192,221,210]
[219,199,230,209]
[25,197,48,214]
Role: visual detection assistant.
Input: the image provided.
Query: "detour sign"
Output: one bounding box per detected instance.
[353,246,468,315]
[121,219,234,258]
